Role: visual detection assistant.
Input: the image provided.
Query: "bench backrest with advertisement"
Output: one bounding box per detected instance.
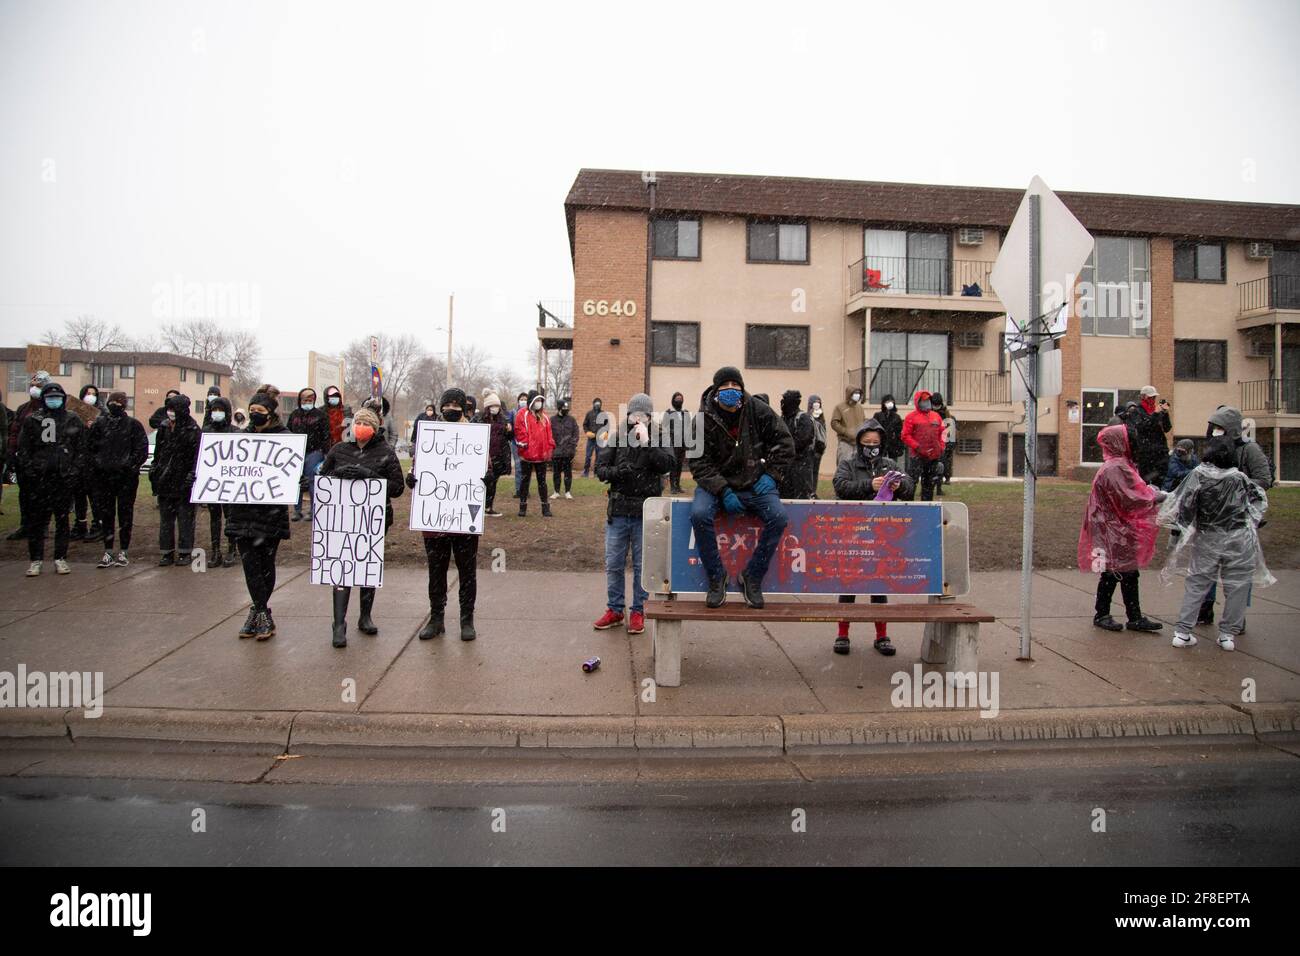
[640,497,993,687]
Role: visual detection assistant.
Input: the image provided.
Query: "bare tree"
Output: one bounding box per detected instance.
[340,333,427,413]
[160,319,227,362]
[410,353,448,409]
[43,315,130,351]
[225,330,263,391]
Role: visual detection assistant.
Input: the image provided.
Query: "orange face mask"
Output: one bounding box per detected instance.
[354,424,375,443]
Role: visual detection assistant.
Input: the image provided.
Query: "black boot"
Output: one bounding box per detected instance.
[739,571,765,609]
[210,549,223,568]
[357,588,378,635]
[158,551,175,567]
[518,500,527,517]
[332,588,350,648]
[239,607,259,638]
[419,609,445,640]
[705,574,728,608]
[460,611,477,641]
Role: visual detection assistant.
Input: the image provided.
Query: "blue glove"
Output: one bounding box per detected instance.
[721,489,744,514]
[753,473,777,496]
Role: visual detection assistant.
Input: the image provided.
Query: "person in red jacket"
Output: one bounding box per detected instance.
[901,389,946,501]
[513,390,555,517]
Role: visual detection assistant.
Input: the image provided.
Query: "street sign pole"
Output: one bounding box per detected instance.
[1020,195,1041,660]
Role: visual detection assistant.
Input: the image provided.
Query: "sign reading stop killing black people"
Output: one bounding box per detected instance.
[408,420,489,535]
[190,432,307,506]
[310,477,386,587]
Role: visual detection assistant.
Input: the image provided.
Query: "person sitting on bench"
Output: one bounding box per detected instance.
[831,418,915,656]
[689,366,794,609]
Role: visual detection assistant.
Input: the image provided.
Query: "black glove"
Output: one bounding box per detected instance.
[404,471,416,489]
[334,464,370,480]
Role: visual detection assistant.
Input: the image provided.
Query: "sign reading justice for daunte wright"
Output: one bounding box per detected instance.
[189,432,307,506]
[408,420,489,535]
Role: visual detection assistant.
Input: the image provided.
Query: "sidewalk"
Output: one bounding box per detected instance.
[0,560,1297,758]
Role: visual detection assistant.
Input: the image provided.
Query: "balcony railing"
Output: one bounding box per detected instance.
[1238,275,1300,314]
[849,256,996,299]
[849,367,1011,406]
[1241,378,1300,414]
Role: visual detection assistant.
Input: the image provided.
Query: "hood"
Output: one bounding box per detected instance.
[324,385,343,404]
[856,418,885,442]
[844,385,863,402]
[808,393,821,407]
[40,382,67,403]
[912,390,933,407]
[165,392,193,420]
[879,393,897,413]
[1097,423,1132,462]
[1207,405,1244,441]
[79,384,98,402]
[297,387,318,407]
[206,396,233,419]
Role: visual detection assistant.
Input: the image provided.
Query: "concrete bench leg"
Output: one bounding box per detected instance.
[922,620,980,689]
[653,618,682,688]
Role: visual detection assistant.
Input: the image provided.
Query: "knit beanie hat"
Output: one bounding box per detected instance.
[353,407,381,432]
[483,392,501,410]
[249,391,278,413]
[627,392,654,418]
[713,366,744,390]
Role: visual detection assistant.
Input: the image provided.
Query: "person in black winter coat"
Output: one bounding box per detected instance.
[319,405,405,648]
[1128,385,1173,486]
[474,392,512,516]
[581,397,606,477]
[408,388,481,642]
[70,384,104,541]
[549,397,580,499]
[227,391,293,641]
[660,391,690,494]
[86,390,149,568]
[778,390,816,499]
[592,392,675,635]
[875,393,905,461]
[17,382,86,575]
[150,392,201,567]
[689,366,795,609]
[831,418,915,656]
[7,370,53,542]
[200,396,238,568]
[807,394,828,496]
[288,387,332,521]
[0,392,11,512]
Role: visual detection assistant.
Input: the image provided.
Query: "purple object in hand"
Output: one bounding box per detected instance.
[872,470,907,502]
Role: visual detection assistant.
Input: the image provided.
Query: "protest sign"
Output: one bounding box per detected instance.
[189,432,307,506]
[408,420,488,535]
[310,476,386,587]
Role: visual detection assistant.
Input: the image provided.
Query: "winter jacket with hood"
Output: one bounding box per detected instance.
[202,397,236,435]
[474,406,513,476]
[829,386,868,445]
[1161,448,1199,492]
[324,386,347,445]
[691,384,795,495]
[223,417,292,542]
[288,388,332,455]
[595,422,675,520]
[1207,406,1272,488]
[901,390,945,461]
[150,394,202,499]
[1128,400,1172,482]
[17,383,85,482]
[832,419,916,501]
[1077,424,1159,574]
[660,393,690,449]
[320,430,405,531]
[86,404,149,475]
[550,407,580,459]
[807,394,828,456]
[8,394,44,459]
[778,394,816,499]
[514,402,555,463]
[875,394,905,459]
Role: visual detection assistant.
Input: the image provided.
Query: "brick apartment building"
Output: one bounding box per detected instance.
[562,169,1300,480]
[2,345,233,429]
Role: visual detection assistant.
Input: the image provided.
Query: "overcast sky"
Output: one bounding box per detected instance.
[2,0,1297,389]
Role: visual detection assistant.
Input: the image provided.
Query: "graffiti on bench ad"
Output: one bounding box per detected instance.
[668,501,944,595]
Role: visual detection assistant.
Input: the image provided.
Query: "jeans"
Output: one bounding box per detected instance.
[296,450,325,515]
[95,472,139,550]
[582,437,598,475]
[689,485,788,583]
[511,440,523,496]
[604,515,646,613]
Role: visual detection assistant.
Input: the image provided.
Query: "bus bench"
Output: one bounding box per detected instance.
[640,497,992,688]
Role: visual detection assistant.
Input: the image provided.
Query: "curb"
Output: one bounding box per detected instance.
[2,702,1297,756]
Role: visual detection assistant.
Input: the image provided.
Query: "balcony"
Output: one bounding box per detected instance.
[1241,379,1300,415]
[847,256,1002,315]
[849,366,1011,410]
[1237,275,1300,326]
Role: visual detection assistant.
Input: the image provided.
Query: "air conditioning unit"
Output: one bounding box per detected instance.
[1248,339,1274,358]
[956,438,982,455]
[1246,242,1274,260]
[956,329,985,348]
[957,227,985,246]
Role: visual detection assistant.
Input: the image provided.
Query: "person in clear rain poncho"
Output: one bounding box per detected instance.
[1157,436,1273,652]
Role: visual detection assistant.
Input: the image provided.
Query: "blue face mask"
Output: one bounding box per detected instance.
[300,403,315,412]
[717,388,743,409]
[919,401,932,412]
[45,396,64,409]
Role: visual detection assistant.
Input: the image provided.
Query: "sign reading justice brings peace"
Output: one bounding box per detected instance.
[190,433,308,506]
[408,420,489,535]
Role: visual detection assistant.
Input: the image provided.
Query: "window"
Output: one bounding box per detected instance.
[1079,237,1150,336]
[998,433,1059,477]
[653,218,700,260]
[58,362,71,376]
[7,362,28,399]
[650,321,700,366]
[195,399,205,413]
[180,368,188,381]
[868,330,949,404]
[126,396,135,412]
[747,221,808,263]
[1174,339,1227,381]
[196,370,206,384]
[1173,241,1225,282]
[745,324,810,369]
[1081,387,1143,463]
[213,373,221,387]
[863,229,951,295]
[92,364,114,389]
[119,365,135,379]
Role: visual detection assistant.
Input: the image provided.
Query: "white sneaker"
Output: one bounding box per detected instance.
[26,561,41,577]
[1217,633,1235,652]
[1172,631,1197,648]
[564,491,573,499]
[549,492,559,500]
[54,559,71,575]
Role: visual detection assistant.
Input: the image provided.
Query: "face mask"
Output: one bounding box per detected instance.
[919,401,932,412]
[442,409,463,422]
[717,388,743,409]
[519,399,527,408]
[672,398,683,410]
[167,410,176,421]
[351,424,373,443]
[29,386,41,398]
[210,411,226,423]
[328,396,341,407]
[885,402,895,411]
[109,403,126,416]
[84,394,97,406]
[300,403,315,412]
[859,444,881,459]
[44,395,64,410]
[487,406,500,416]
[249,411,269,427]
[531,400,544,412]
[593,402,601,411]
[1211,427,1225,437]
[850,392,862,403]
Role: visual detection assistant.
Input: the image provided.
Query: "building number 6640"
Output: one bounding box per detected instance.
[582,299,637,317]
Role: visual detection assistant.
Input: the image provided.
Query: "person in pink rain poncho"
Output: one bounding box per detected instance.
[1078,423,1167,633]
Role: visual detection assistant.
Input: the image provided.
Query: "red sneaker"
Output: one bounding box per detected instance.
[627,611,645,634]
[593,609,624,630]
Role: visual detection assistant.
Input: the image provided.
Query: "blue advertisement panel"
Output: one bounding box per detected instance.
[668,500,945,596]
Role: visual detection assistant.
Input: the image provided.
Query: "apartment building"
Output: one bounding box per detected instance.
[1,344,233,428]
[562,169,1300,480]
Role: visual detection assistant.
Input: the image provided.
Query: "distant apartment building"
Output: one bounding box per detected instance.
[562,169,1300,480]
[1,344,233,428]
